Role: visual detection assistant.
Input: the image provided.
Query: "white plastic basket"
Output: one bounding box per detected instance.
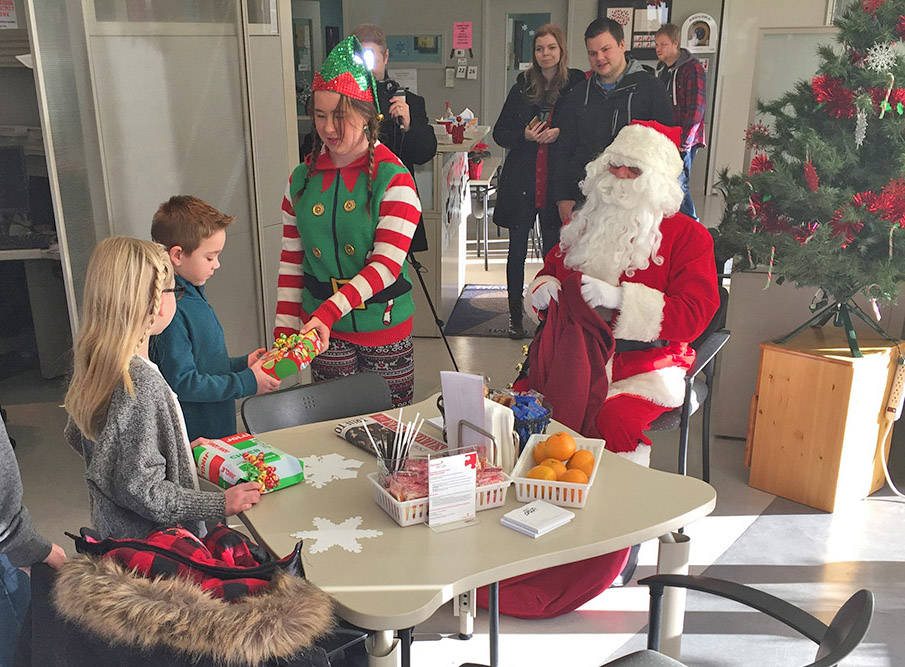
[367,472,512,527]
[511,434,604,508]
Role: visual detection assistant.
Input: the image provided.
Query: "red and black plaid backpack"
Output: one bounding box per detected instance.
[68,524,303,601]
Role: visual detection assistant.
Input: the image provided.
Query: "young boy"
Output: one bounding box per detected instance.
[150,195,280,441]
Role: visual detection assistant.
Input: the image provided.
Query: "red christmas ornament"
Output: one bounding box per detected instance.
[897,16,905,40]
[749,154,775,175]
[812,75,855,119]
[804,161,820,192]
[862,0,889,15]
[830,211,864,247]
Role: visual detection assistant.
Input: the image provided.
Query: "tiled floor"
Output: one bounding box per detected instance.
[4,195,903,665]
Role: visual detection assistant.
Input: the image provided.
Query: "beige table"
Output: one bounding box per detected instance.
[242,395,716,666]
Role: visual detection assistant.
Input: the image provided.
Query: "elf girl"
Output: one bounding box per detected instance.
[274,36,422,406]
[64,238,261,539]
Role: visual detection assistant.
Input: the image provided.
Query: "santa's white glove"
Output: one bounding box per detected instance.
[581,275,623,309]
[528,278,561,311]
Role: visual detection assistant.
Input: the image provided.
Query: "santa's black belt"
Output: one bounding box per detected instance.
[304,273,411,303]
[614,338,668,353]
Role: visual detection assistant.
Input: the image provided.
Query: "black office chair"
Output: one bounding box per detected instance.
[648,286,730,483]
[603,575,874,667]
[240,372,393,434]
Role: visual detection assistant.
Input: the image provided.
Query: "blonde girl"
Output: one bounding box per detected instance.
[64,237,260,539]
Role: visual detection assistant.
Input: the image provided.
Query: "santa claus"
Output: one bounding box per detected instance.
[478,121,719,620]
[520,119,719,466]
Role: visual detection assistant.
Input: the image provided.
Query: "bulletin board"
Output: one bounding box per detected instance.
[386,34,443,64]
[598,0,672,61]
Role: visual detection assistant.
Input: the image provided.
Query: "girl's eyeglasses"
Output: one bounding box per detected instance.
[163,285,186,302]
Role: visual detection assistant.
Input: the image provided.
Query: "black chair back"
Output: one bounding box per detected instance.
[241,373,393,434]
[809,589,874,667]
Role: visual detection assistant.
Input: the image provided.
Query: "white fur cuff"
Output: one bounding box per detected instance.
[613,282,665,342]
[614,443,651,468]
[607,366,688,408]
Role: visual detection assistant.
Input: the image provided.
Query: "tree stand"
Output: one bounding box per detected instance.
[773,298,897,358]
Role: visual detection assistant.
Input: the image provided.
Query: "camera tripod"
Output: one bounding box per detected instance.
[407,251,459,371]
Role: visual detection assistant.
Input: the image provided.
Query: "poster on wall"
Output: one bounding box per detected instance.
[600,0,671,59]
[0,0,17,29]
[605,7,633,42]
[681,13,718,54]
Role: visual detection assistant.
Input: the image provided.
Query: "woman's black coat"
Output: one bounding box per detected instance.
[492,68,586,229]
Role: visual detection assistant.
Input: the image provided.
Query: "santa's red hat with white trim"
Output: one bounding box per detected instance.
[602,120,683,181]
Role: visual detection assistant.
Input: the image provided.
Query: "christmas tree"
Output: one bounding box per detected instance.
[713,0,905,353]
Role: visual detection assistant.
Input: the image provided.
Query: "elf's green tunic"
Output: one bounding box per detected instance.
[288,146,416,341]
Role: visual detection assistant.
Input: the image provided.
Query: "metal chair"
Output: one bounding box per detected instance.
[240,372,393,434]
[603,575,874,667]
[648,286,730,482]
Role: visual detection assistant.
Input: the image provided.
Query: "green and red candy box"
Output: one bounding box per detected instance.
[262,331,323,380]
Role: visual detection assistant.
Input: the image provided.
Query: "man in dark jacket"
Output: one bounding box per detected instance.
[655,23,707,219]
[355,24,437,252]
[551,17,674,223]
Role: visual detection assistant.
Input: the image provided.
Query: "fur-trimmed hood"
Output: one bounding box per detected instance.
[52,556,334,666]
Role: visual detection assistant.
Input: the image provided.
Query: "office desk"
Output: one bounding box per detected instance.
[243,395,716,665]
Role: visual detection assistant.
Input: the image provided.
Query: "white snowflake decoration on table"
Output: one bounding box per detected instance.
[300,453,363,489]
[291,516,382,554]
[855,109,867,147]
[865,42,896,72]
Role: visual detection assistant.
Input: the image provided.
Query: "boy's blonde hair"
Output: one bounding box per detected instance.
[151,195,234,255]
[64,238,172,440]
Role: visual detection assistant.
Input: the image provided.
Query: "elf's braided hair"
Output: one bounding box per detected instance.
[296,93,380,212]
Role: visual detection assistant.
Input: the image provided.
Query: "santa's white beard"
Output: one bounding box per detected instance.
[560,169,676,284]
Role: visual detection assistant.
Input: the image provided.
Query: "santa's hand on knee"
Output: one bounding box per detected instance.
[580,275,623,309]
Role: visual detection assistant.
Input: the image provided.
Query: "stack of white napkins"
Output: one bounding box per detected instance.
[501,500,575,538]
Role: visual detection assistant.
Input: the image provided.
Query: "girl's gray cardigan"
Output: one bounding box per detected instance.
[65,357,226,539]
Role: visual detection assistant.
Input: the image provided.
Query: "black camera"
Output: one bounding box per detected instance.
[378,78,407,129]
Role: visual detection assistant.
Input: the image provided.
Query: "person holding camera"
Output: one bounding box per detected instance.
[492,24,585,339]
[354,23,437,253]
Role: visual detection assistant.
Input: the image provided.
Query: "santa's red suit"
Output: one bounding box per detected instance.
[522,210,719,463]
[481,120,719,620]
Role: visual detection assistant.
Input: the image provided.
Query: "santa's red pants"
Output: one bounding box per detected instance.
[476,396,670,619]
[596,394,671,453]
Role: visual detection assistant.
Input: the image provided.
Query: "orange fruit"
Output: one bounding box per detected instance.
[538,458,567,478]
[532,441,548,464]
[544,432,576,461]
[567,449,596,477]
[558,468,589,484]
[526,465,557,481]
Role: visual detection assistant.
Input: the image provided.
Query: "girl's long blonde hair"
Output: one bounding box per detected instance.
[64,237,172,440]
[524,24,570,107]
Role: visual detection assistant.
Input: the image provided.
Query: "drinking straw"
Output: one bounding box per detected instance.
[361,420,381,458]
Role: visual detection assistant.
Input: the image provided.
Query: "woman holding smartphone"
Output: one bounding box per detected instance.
[492,24,585,339]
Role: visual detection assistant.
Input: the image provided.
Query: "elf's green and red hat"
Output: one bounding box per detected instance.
[312,35,381,117]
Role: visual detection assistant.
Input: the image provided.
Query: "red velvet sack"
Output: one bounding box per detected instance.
[523,272,615,438]
[496,273,628,619]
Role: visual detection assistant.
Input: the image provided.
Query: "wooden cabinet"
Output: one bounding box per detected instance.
[747,328,902,512]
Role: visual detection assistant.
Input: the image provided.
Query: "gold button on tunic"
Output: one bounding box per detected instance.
[343,199,356,212]
[312,203,325,216]
[312,247,322,258]
[344,243,355,256]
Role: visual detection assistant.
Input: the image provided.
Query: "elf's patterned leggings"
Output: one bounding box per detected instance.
[311,335,414,407]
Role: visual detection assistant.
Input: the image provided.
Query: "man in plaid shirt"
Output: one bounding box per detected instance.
[655,23,707,220]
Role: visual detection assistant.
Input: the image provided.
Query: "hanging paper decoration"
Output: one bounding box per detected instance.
[749,154,775,175]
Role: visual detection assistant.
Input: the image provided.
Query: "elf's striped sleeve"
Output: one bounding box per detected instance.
[311,170,422,327]
[274,174,305,339]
